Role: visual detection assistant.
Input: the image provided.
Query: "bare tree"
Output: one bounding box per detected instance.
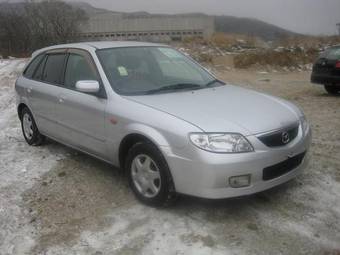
[0,5,31,56]
[25,0,88,46]
[0,0,88,57]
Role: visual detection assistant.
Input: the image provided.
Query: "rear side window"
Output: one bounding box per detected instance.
[43,54,66,85]
[64,54,98,88]
[24,54,44,79]
[33,55,47,81]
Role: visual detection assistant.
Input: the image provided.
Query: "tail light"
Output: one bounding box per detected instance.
[336,61,340,69]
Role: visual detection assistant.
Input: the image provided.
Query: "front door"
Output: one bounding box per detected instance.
[54,49,108,159]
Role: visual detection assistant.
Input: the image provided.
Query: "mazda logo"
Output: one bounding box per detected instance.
[282,132,290,144]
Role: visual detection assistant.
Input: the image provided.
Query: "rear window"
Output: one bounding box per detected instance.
[320,47,340,60]
[24,54,44,79]
[43,54,66,84]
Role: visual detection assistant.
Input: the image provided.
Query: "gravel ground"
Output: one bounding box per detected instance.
[0,59,339,255]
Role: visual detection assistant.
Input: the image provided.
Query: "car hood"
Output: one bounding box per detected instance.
[126,85,301,136]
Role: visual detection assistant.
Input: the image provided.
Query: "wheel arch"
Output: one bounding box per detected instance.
[17,103,29,120]
[118,122,173,169]
[119,133,163,169]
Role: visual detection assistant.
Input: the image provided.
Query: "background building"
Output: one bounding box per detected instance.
[78,12,215,42]
[337,23,340,35]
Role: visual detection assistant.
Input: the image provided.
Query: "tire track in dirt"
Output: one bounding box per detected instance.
[22,151,136,253]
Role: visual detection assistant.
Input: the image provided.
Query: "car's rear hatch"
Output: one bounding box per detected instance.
[313,57,339,76]
[312,47,340,77]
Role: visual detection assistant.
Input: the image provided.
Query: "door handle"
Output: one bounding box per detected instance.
[27,87,33,93]
[58,95,66,103]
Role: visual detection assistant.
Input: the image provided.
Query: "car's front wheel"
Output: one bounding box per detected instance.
[125,142,177,207]
[324,84,340,95]
[20,107,45,146]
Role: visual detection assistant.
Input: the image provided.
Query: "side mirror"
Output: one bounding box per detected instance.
[75,80,100,93]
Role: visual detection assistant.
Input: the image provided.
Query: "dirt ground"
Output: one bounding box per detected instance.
[0,59,339,255]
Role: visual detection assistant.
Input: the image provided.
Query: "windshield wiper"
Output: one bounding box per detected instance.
[146,83,203,94]
[205,79,226,87]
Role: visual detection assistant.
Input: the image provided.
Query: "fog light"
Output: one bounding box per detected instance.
[229,175,251,188]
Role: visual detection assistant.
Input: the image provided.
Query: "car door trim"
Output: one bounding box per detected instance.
[40,131,113,165]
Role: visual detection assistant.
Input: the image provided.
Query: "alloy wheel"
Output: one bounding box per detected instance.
[131,154,161,198]
[23,113,34,140]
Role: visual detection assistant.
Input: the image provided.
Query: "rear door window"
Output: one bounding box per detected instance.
[42,54,67,85]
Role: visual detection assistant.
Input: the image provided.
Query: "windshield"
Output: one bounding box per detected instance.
[97,46,221,95]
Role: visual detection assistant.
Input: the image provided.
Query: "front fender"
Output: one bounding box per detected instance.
[109,122,191,166]
[123,122,171,148]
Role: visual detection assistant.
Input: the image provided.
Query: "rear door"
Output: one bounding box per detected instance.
[54,49,108,159]
[24,50,67,137]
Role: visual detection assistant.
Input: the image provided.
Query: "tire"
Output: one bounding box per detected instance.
[125,142,177,207]
[20,107,45,146]
[324,84,340,95]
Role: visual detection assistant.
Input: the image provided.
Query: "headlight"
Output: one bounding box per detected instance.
[189,133,254,153]
[300,115,309,134]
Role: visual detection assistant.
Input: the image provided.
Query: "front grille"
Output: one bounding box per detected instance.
[258,124,299,147]
[262,152,306,181]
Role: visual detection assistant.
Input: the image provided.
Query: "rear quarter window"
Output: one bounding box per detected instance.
[23,54,44,79]
[33,55,47,81]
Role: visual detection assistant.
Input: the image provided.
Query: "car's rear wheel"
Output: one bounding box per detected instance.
[20,107,45,145]
[324,84,340,95]
[125,142,177,207]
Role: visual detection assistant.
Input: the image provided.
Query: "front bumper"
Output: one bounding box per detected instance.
[163,125,312,199]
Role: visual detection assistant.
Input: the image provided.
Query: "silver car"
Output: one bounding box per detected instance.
[16,42,311,206]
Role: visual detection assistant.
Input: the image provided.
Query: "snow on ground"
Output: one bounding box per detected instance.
[0,59,67,254]
[0,59,339,255]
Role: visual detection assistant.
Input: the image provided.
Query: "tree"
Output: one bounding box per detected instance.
[0,0,88,56]
[25,0,88,46]
[0,5,32,55]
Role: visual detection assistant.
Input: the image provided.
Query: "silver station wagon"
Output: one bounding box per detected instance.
[16,42,311,206]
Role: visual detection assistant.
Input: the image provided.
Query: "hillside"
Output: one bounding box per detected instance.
[0,1,299,41]
[215,16,298,41]
[69,2,298,41]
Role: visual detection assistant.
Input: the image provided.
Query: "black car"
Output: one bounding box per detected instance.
[311,46,340,95]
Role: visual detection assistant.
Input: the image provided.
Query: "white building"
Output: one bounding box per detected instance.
[78,13,215,42]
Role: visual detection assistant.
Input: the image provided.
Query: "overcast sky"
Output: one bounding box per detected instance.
[68,0,340,35]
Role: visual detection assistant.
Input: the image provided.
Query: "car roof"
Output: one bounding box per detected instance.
[32,41,166,57]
